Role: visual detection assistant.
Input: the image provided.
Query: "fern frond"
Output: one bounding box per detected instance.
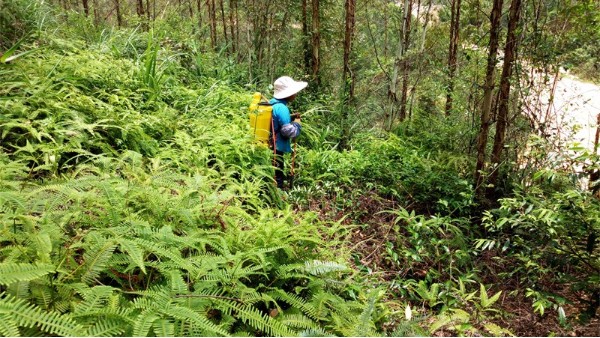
[153,318,175,337]
[353,292,377,337]
[80,241,117,284]
[135,238,195,272]
[160,304,229,336]
[30,284,53,310]
[268,289,319,320]
[280,313,320,330]
[73,285,117,314]
[217,300,294,337]
[85,318,127,336]
[0,263,54,285]
[0,191,26,210]
[299,327,335,337]
[116,238,147,274]
[302,260,348,276]
[168,269,189,294]
[0,293,84,336]
[7,280,30,299]
[0,314,20,337]
[133,310,159,337]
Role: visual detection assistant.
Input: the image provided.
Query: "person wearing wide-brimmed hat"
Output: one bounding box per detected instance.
[270,76,308,189]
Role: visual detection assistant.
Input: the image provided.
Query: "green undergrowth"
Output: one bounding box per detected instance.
[0,34,406,335]
[2,19,599,336]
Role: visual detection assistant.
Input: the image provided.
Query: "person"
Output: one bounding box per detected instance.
[270,76,307,189]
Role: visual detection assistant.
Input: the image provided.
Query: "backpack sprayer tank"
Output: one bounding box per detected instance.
[248,92,272,145]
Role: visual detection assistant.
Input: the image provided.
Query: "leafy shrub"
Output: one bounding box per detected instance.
[296,133,474,216]
[477,185,600,321]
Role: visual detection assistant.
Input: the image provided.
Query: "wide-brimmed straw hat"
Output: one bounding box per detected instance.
[273,76,308,99]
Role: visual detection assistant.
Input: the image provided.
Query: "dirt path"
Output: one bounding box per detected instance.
[551,73,600,150]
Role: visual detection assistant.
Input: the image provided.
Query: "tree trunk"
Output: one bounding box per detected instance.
[82,0,90,16]
[311,0,321,87]
[234,0,239,54]
[474,0,504,199]
[398,0,413,121]
[388,0,412,126]
[340,0,356,149]
[229,0,236,52]
[219,0,229,51]
[302,0,311,75]
[146,0,151,22]
[384,1,388,58]
[445,0,462,115]
[114,0,123,28]
[93,0,100,25]
[207,0,217,48]
[488,0,522,193]
[197,0,202,31]
[188,0,194,18]
[137,0,145,17]
[420,0,433,51]
[591,113,600,197]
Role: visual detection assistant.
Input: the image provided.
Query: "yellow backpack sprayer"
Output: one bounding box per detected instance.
[248,92,273,146]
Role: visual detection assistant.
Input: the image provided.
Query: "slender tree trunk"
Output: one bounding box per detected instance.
[219,0,229,50]
[197,0,203,31]
[93,0,100,25]
[207,0,217,48]
[388,0,407,127]
[146,0,151,22]
[188,0,194,18]
[398,0,413,121]
[420,0,433,52]
[136,0,145,17]
[229,0,236,52]
[384,1,388,58]
[488,0,522,193]
[445,0,462,115]
[114,0,123,28]
[474,0,504,199]
[340,0,356,149]
[302,0,311,74]
[590,113,600,197]
[82,0,90,16]
[311,0,321,87]
[234,0,239,54]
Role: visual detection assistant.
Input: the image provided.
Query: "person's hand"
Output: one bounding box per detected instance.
[292,112,301,124]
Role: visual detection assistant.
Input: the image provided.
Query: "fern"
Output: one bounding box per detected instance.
[302,260,349,276]
[133,310,160,337]
[79,241,117,285]
[160,304,229,336]
[85,318,127,336]
[152,318,175,336]
[0,263,54,285]
[280,313,320,330]
[217,300,295,337]
[0,293,84,336]
[268,289,320,320]
[73,285,117,314]
[0,313,20,337]
[353,292,378,337]
[116,238,147,274]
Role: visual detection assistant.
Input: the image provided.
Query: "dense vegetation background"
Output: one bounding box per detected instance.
[0,0,599,336]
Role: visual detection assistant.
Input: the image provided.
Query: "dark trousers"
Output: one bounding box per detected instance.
[274,150,286,189]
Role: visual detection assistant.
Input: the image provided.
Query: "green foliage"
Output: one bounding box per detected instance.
[296,133,474,216]
[2,1,599,335]
[478,182,600,322]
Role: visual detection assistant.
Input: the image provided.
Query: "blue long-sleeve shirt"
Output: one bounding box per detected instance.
[270,98,301,153]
